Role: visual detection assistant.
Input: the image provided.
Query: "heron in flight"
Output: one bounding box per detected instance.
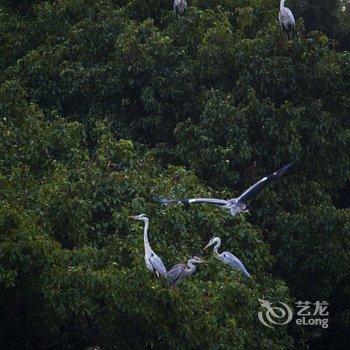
[174,0,187,19]
[130,214,167,278]
[279,0,295,40]
[204,237,251,277]
[155,163,292,217]
[167,256,205,287]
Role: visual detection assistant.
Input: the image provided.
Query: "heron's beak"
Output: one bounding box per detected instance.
[203,243,212,251]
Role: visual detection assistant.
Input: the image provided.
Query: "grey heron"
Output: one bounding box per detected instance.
[167,256,205,287]
[155,163,292,217]
[130,214,167,278]
[204,237,251,277]
[279,0,295,40]
[174,0,187,19]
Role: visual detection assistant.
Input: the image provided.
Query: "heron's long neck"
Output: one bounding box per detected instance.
[280,0,285,11]
[143,219,150,246]
[186,260,197,274]
[213,239,221,256]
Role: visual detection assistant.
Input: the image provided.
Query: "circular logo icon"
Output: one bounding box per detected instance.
[258,298,293,328]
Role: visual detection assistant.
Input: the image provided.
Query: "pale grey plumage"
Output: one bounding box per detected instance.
[174,0,187,18]
[155,163,292,217]
[204,237,251,277]
[167,257,205,286]
[130,214,167,278]
[279,0,295,40]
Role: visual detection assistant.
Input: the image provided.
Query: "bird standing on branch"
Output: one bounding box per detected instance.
[174,0,187,19]
[204,237,251,277]
[167,256,205,287]
[279,0,295,40]
[130,214,167,278]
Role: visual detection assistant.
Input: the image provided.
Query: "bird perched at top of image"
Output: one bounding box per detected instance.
[279,0,295,40]
[204,237,251,277]
[154,162,293,217]
[174,0,187,19]
[130,214,167,278]
[167,256,205,287]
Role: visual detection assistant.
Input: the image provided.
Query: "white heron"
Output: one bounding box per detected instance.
[204,237,251,277]
[155,163,292,217]
[167,256,205,287]
[279,0,295,40]
[174,0,187,19]
[130,214,167,278]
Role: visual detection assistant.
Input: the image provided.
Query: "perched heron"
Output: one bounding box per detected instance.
[204,237,251,277]
[130,214,167,278]
[167,256,205,287]
[279,0,295,40]
[155,163,292,217]
[174,0,187,19]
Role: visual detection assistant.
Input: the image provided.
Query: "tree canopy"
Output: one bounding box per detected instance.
[0,0,349,349]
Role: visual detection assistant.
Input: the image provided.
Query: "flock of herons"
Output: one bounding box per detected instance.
[130,163,292,287]
[174,0,296,40]
[130,1,295,287]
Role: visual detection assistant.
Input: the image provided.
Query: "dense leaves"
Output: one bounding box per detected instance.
[0,0,349,349]
[290,0,350,50]
[0,83,293,349]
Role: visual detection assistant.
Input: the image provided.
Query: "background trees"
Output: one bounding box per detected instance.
[0,0,349,349]
[289,0,350,50]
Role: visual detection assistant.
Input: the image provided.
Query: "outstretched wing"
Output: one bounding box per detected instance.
[149,253,167,277]
[187,198,228,206]
[154,196,227,207]
[167,263,186,285]
[222,252,250,277]
[238,163,292,203]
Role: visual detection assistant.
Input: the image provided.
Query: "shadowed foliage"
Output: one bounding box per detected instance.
[0,0,349,349]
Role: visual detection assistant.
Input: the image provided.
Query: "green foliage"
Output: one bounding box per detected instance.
[0,0,349,349]
[0,84,293,348]
[290,0,350,50]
